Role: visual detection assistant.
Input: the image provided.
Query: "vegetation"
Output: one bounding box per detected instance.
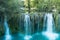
[0,0,60,35]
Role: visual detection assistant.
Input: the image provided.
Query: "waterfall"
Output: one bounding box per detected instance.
[24,14,30,35]
[24,14,32,40]
[46,13,53,32]
[35,14,40,34]
[36,14,40,33]
[42,13,59,40]
[4,16,11,40]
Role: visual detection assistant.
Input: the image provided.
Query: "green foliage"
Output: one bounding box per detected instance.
[29,0,60,12]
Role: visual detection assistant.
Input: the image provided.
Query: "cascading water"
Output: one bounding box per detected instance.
[4,16,11,40]
[42,13,59,40]
[24,14,32,40]
[35,14,40,34]
[46,13,53,32]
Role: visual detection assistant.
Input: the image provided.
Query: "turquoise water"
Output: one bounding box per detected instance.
[0,33,60,40]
